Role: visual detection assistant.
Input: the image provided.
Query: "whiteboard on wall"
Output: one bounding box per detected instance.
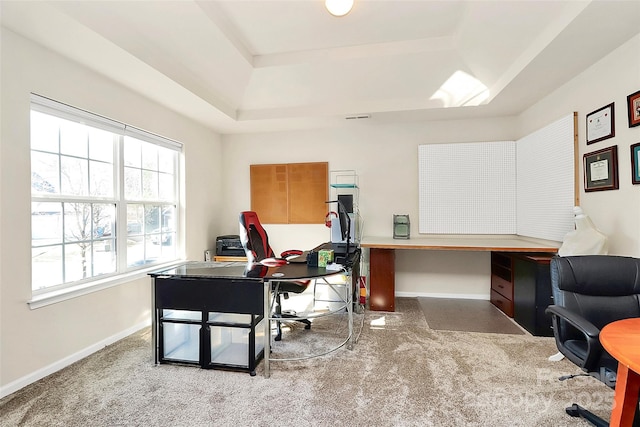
[418,113,575,240]
[418,141,517,234]
[517,113,576,241]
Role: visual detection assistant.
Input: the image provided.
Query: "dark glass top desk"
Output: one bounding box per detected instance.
[149,261,348,377]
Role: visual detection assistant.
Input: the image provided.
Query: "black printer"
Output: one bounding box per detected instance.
[215,235,245,257]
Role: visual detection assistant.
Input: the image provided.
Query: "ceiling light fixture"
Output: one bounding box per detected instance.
[325,0,354,17]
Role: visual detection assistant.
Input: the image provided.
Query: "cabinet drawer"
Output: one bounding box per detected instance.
[491,274,513,299]
[491,289,514,317]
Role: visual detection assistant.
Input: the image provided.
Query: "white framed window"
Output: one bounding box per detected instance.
[30,94,181,295]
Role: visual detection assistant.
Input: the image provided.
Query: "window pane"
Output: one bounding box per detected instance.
[146,234,175,263]
[142,170,158,200]
[93,204,116,239]
[127,238,144,267]
[158,173,174,201]
[126,203,144,269]
[127,204,176,267]
[142,142,158,170]
[60,156,88,196]
[88,129,114,162]
[64,203,92,243]
[124,167,141,200]
[158,149,174,173]
[65,242,93,282]
[90,160,114,197]
[30,111,60,153]
[127,204,144,236]
[60,119,88,158]
[161,237,176,258]
[150,206,175,248]
[32,202,63,246]
[161,206,175,230]
[32,246,63,290]
[124,137,141,167]
[145,205,161,234]
[31,151,60,194]
[93,203,117,276]
[93,239,116,276]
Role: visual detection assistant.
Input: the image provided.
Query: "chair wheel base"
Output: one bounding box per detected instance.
[564,403,609,427]
[566,404,580,417]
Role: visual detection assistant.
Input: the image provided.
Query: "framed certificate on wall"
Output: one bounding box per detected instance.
[586,103,615,144]
[631,142,640,185]
[584,145,619,192]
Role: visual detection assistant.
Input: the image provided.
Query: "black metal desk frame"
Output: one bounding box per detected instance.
[150,259,355,378]
[151,264,264,375]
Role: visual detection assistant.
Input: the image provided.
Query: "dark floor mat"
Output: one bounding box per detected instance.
[418,297,525,334]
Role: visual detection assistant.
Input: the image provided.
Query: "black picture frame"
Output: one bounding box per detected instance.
[586,103,615,144]
[627,90,640,128]
[631,142,640,185]
[584,145,619,192]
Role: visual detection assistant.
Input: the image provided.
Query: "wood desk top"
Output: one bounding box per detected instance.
[360,235,560,252]
[601,318,640,373]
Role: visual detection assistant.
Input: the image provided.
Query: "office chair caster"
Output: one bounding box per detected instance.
[273,316,311,341]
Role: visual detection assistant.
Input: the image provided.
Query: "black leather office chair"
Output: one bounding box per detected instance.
[545,255,640,427]
[239,211,311,341]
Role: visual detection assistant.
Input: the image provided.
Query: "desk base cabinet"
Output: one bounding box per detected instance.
[154,277,264,375]
[491,252,554,336]
[513,254,554,337]
[369,248,395,312]
[490,253,514,317]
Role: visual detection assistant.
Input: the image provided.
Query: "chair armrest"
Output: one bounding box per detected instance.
[280,249,302,258]
[545,305,600,339]
[545,304,604,371]
[259,258,287,267]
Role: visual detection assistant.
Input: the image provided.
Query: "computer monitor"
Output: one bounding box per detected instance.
[337,194,353,213]
[336,199,351,245]
[326,198,356,261]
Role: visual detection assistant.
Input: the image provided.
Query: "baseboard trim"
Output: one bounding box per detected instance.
[0,320,150,399]
[395,291,490,300]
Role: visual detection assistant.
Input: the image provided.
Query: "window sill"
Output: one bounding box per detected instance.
[28,259,186,309]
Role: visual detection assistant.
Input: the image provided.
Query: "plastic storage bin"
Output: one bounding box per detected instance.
[209,315,265,368]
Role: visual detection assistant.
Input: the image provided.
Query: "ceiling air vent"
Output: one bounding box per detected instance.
[345,114,371,120]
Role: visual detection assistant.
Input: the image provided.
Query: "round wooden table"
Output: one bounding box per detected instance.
[600,318,640,427]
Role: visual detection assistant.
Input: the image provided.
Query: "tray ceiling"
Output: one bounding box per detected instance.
[2,0,639,133]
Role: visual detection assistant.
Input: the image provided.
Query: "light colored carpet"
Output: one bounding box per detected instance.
[418,297,525,335]
[0,298,609,426]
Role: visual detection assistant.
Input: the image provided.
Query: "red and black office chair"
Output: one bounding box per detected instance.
[239,211,311,341]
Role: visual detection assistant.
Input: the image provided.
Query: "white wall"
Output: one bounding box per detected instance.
[221,35,640,299]
[517,34,640,257]
[0,29,222,394]
[221,118,517,298]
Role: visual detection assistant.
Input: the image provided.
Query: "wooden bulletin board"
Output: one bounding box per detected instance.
[250,162,328,224]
